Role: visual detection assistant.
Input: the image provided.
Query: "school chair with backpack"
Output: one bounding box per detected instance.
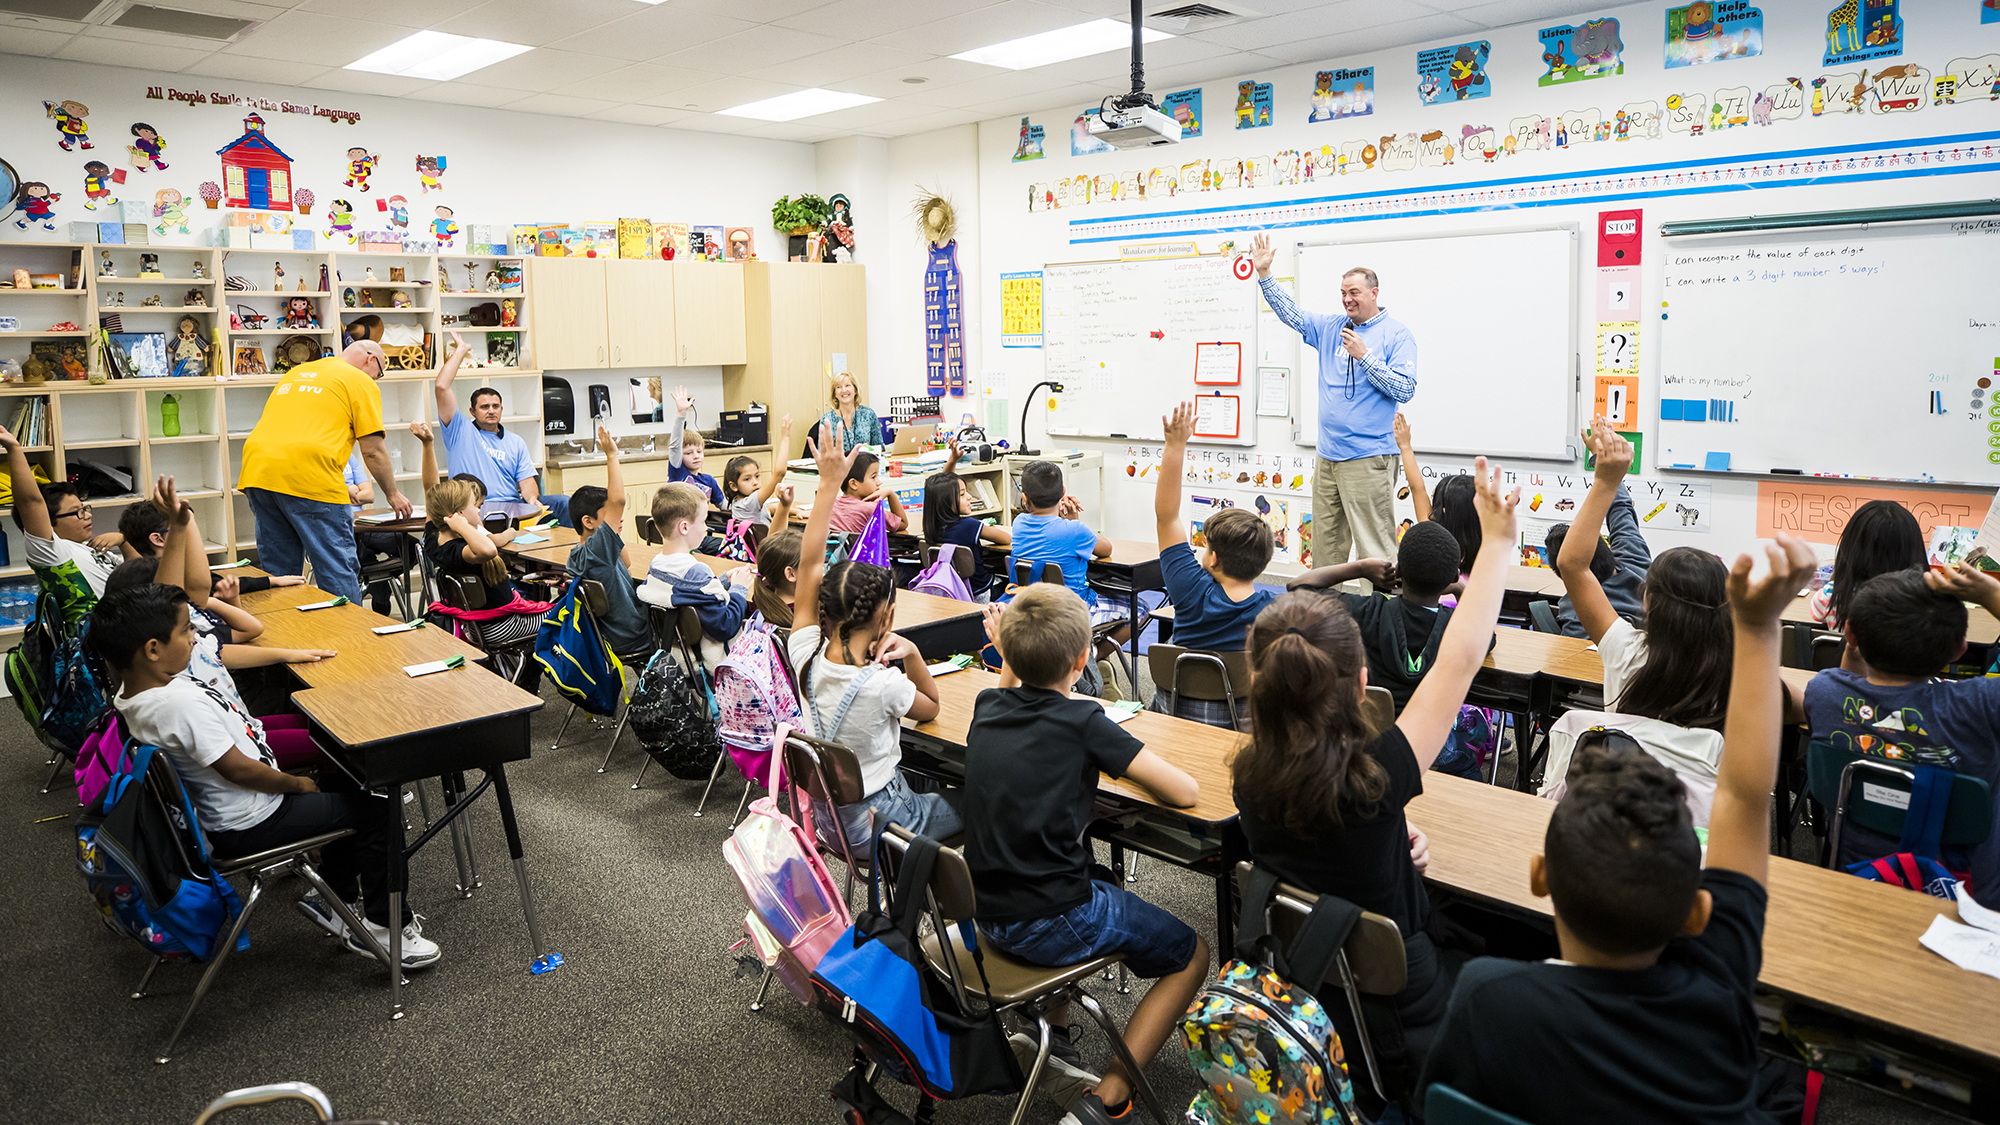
[625,606,727,790]
[1807,739,1991,900]
[910,543,975,603]
[703,610,805,823]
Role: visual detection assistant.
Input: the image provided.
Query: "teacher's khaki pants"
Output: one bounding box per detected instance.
[1312,455,1398,572]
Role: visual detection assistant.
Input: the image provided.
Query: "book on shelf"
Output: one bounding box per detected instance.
[107,333,169,379]
[966,478,1001,511]
[9,396,50,448]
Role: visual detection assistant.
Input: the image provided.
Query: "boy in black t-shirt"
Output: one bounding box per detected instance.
[965,583,1210,1125]
[1419,531,1819,1125]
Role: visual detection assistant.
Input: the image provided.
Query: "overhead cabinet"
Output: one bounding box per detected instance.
[527,258,745,369]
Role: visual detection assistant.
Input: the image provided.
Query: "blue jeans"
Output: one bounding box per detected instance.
[830,771,962,851]
[247,488,362,603]
[981,872,1198,978]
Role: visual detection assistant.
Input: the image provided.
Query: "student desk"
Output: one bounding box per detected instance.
[1407,771,2000,1071]
[1087,538,1166,672]
[235,572,560,1017]
[1780,591,2000,666]
[902,665,1250,946]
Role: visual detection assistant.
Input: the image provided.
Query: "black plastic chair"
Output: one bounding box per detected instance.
[1526,600,1560,634]
[1806,739,1992,869]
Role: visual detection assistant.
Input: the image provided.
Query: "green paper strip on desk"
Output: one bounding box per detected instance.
[297,596,348,611]
[405,654,465,677]
[211,558,251,569]
[1102,699,1143,724]
[372,620,426,635]
[926,654,978,676]
[513,532,550,545]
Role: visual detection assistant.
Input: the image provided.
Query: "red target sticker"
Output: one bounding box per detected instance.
[1231,254,1254,281]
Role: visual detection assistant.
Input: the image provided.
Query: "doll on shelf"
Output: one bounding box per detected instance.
[99,251,116,278]
[392,291,411,309]
[500,299,517,327]
[282,296,317,329]
[171,316,208,378]
[191,261,205,280]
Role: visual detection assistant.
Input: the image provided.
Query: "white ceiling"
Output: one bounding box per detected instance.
[0,0,1594,142]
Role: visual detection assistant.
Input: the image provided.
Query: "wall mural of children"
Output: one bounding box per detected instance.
[82,161,118,210]
[128,122,168,171]
[153,188,189,235]
[416,154,446,194]
[14,182,59,230]
[431,204,458,248]
[327,198,356,245]
[44,100,92,151]
[384,194,409,233]
[343,147,379,191]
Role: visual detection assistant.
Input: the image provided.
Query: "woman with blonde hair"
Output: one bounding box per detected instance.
[817,371,881,452]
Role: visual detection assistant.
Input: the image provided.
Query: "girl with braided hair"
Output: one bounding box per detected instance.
[786,420,953,851]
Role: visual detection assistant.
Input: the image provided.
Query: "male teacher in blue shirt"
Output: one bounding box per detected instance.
[1251,233,1416,569]
[433,331,568,526]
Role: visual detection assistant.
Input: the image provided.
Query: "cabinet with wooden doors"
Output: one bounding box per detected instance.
[726,263,868,462]
[671,263,746,366]
[526,256,609,369]
[604,259,677,368]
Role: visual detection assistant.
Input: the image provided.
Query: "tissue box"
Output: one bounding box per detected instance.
[249,232,294,250]
[401,237,441,254]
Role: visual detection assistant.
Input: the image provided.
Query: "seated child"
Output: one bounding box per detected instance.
[1807,499,1924,629]
[750,520,801,628]
[93,582,440,968]
[1806,565,2000,906]
[1544,481,1652,639]
[1238,461,1517,1111]
[721,413,793,530]
[922,453,1010,601]
[3,421,117,610]
[1145,401,1273,728]
[1422,533,1818,1123]
[667,385,727,554]
[787,427,950,850]
[116,501,302,597]
[967,583,1209,1123]
[426,477,550,687]
[638,482,751,667]
[825,449,906,535]
[1012,459,1128,696]
[564,423,652,658]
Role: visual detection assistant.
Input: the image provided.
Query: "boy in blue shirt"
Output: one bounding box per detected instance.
[1011,459,1125,694]
[1148,401,1274,728]
[565,423,653,658]
[667,384,725,553]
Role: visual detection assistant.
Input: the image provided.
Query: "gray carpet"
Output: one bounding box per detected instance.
[0,678,1963,1124]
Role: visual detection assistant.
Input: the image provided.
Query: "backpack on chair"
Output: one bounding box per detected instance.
[910,544,974,603]
[43,615,114,754]
[627,648,726,780]
[716,517,760,563]
[532,581,627,716]
[723,723,849,1005]
[4,588,63,751]
[714,614,804,791]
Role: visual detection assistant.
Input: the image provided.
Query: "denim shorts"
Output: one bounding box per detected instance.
[830,770,963,851]
[981,874,1198,979]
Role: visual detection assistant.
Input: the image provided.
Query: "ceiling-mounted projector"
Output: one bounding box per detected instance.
[1086,0,1180,149]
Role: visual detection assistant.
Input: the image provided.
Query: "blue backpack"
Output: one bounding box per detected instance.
[43,615,113,754]
[76,740,245,962]
[533,582,628,716]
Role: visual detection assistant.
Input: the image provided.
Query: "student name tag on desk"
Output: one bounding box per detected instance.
[512,532,550,545]
[405,654,465,678]
[297,597,349,611]
[1102,699,1142,724]
[372,621,426,636]
[927,655,976,676]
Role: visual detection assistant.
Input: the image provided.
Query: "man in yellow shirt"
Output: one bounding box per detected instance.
[240,341,412,601]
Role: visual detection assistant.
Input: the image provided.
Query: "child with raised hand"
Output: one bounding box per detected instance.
[426,474,550,688]
[787,419,950,851]
[1394,412,1428,521]
[749,500,801,628]
[1235,458,1516,1109]
[1804,562,2000,904]
[563,422,651,659]
[825,448,906,535]
[638,482,752,665]
[1147,401,1275,727]
[1,421,118,613]
[923,444,1011,601]
[969,582,1207,1123]
[1808,499,1924,628]
[722,413,793,530]
[666,384,724,511]
[1422,532,1818,1123]
[1543,472,1653,639]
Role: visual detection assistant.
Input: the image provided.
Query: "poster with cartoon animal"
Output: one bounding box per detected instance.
[1824,0,1901,68]
[1339,139,1370,175]
[1417,40,1490,104]
[1821,69,1870,113]
[1754,78,1805,123]
[1665,2,1764,69]
[1307,67,1373,122]
[1538,18,1624,85]
[1233,80,1273,129]
[1619,101,1664,138]
[1377,132,1418,172]
[1509,114,1553,151]
[1986,0,2000,25]
[1945,54,2000,100]
[1160,89,1203,138]
[1867,62,1929,112]
[1663,92,1708,132]
[1011,117,1045,161]
[1178,160,1207,195]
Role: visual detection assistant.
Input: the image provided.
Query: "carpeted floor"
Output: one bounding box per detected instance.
[0,665,1967,1124]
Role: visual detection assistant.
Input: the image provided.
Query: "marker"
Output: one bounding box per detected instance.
[1110,433,1128,438]
[1771,468,1802,474]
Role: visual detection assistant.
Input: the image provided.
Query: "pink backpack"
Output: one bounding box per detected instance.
[74,713,125,810]
[910,543,975,603]
[723,723,851,1005]
[716,517,759,563]
[714,615,805,790]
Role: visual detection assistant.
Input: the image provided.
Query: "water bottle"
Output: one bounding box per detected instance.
[161,393,181,438]
[390,446,405,473]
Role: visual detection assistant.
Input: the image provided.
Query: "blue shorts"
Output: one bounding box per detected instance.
[981,875,1198,979]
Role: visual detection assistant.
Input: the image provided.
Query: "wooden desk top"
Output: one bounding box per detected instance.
[1483,627,1594,677]
[1506,565,1567,596]
[294,668,541,748]
[235,576,489,689]
[1781,589,2000,646]
[353,514,426,533]
[1097,538,1162,570]
[1407,771,2000,1064]
[907,666,1245,824]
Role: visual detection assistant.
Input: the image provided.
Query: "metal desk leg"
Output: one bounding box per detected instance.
[491,763,565,975]
[387,793,406,1022]
[440,772,481,897]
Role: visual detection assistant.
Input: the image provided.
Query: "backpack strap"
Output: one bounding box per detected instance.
[806,659,881,748]
[1900,764,1952,859]
[1233,865,1282,964]
[1231,863,1362,991]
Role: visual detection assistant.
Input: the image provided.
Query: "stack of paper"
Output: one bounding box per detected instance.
[1920,886,2000,981]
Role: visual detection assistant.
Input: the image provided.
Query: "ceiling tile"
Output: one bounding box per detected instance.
[401,81,524,107]
[584,103,696,126]
[1453,0,1601,28]
[776,0,993,42]
[430,0,641,46]
[644,75,802,112]
[650,23,846,72]
[672,0,826,17]
[541,5,753,62]
[805,97,939,129]
[869,1,1105,57]
[219,10,412,61]
[548,62,718,102]
[832,56,998,98]
[1197,0,1438,51]
[744,121,835,141]
[919,70,1102,110]
[55,33,213,69]
[183,53,330,83]
[0,24,76,55]
[742,43,933,88]
[878,106,983,134]
[1256,12,1482,65]
[300,68,439,96]
[298,0,488,27]
[440,47,630,93]
[659,113,757,134]
[150,0,293,20]
[506,91,622,118]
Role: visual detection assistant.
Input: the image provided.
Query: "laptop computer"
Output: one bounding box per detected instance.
[888,421,937,456]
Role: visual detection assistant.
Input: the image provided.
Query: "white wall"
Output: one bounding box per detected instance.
[956,0,2000,563]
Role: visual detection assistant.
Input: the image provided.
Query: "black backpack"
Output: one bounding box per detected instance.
[627,649,725,780]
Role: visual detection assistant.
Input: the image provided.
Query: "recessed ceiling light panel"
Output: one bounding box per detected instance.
[715,88,881,122]
[950,18,1169,71]
[346,30,532,82]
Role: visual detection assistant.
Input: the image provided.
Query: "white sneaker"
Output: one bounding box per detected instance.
[344,914,442,969]
[294,892,354,941]
[1009,1032,1100,1109]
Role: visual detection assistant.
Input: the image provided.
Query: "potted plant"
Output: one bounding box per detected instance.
[199,182,222,209]
[294,188,315,215]
[771,192,830,235]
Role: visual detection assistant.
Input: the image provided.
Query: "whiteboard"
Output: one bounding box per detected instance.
[1658,218,2000,485]
[1041,254,1260,446]
[1295,228,1578,462]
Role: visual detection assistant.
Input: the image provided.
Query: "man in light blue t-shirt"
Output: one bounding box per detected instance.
[432,332,567,526]
[1250,233,1417,569]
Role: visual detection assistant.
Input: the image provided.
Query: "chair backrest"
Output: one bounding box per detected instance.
[781,731,870,808]
[925,544,977,579]
[1810,632,1845,671]
[1806,739,1993,852]
[1147,644,1248,703]
[1237,862,1407,995]
[1426,1083,1537,1125]
[635,513,661,545]
[576,578,610,620]
[1011,558,1065,588]
[482,512,512,534]
[748,522,769,551]
[439,572,487,611]
[880,822,977,921]
[675,605,704,654]
[1526,599,1559,634]
[1361,685,1396,738]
